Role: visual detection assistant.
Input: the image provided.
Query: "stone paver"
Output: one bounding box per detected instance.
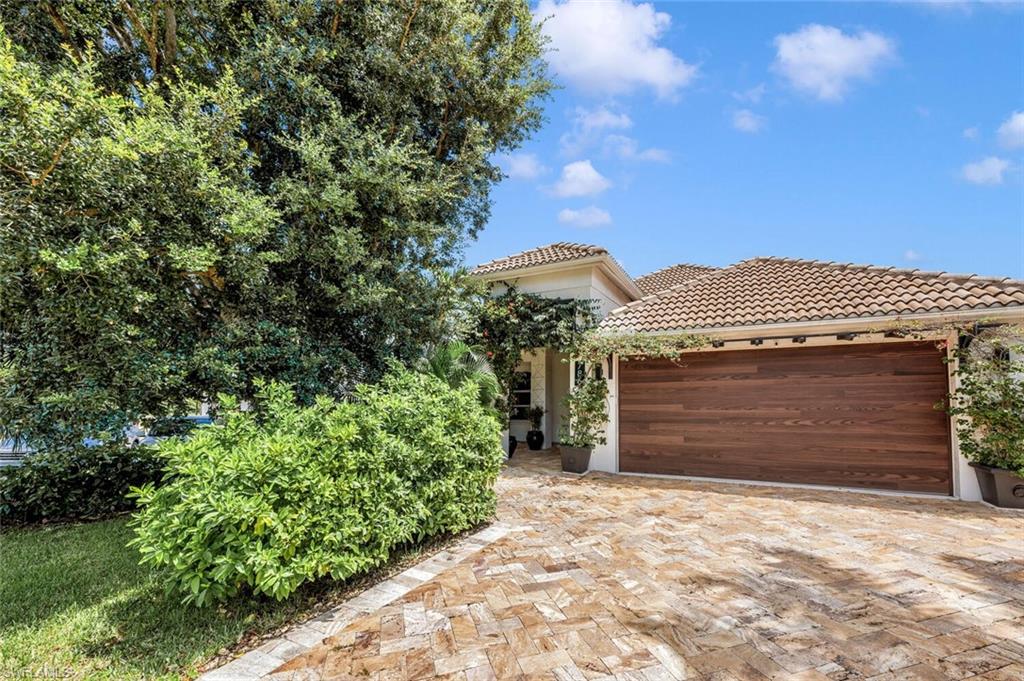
[237,449,1023,680]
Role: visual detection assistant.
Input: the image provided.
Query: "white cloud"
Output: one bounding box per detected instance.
[733,83,766,104]
[963,126,979,140]
[903,249,923,262]
[558,206,612,227]
[732,109,766,134]
[575,106,633,133]
[560,106,633,155]
[536,0,698,99]
[961,156,1010,185]
[997,111,1024,149]
[602,134,670,162]
[552,160,612,197]
[496,152,547,180]
[772,24,896,102]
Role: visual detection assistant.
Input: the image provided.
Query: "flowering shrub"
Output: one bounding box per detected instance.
[129,368,502,605]
[474,285,596,422]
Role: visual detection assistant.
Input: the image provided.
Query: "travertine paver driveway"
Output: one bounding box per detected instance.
[270,450,1024,680]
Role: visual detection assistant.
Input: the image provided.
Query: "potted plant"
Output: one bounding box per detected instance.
[558,375,608,473]
[949,328,1024,509]
[526,405,545,450]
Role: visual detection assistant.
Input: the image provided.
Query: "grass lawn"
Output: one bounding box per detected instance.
[0,517,471,680]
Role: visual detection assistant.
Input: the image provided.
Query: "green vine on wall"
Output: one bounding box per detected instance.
[473,284,597,426]
[556,330,711,451]
[575,330,711,366]
[949,326,1024,476]
[559,373,608,449]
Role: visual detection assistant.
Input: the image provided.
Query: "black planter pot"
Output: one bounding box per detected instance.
[525,430,545,451]
[507,435,517,457]
[559,446,591,474]
[970,463,1024,509]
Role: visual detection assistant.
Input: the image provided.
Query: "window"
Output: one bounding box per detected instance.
[510,371,531,420]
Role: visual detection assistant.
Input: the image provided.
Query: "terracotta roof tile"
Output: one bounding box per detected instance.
[470,242,608,275]
[634,263,719,295]
[600,257,1024,333]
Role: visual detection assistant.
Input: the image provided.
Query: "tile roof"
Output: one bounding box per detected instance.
[634,263,719,295]
[470,242,608,275]
[601,256,1024,333]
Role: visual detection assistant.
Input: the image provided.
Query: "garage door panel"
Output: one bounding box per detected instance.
[619,451,949,493]
[621,432,949,457]
[619,448,951,493]
[621,372,950,390]
[620,379,948,403]
[621,447,951,476]
[623,419,950,445]
[622,404,949,428]
[618,342,952,494]
[620,444,951,470]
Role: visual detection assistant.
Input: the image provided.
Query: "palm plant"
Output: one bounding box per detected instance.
[419,341,500,412]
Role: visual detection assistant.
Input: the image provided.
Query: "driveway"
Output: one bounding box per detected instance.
[268,450,1024,680]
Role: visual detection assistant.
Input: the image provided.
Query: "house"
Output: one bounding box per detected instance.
[470,242,1024,502]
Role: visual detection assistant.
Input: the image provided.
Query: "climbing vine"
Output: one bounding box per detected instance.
[949,326,1024,476]
[574,330,711,366]
[552,330,711,451]
[559,373,608,449]
[473,285,596,424]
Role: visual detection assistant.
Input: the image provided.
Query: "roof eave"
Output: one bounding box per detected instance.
[471,255,644,301]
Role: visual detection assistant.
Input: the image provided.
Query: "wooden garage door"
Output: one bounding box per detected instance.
[619,342,952,494]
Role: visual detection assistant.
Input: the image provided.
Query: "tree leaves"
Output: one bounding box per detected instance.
[0,2,550,448]
[0,29,275,447]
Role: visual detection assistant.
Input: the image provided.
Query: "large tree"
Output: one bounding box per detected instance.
[0,1,549,448]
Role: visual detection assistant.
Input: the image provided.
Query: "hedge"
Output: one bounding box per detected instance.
[0,444,163,524]
[129,367,503,605]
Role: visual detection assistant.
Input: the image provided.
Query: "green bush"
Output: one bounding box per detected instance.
[129,368,503,606]
[950,328,1024,476]
[0,444,164,523]
[559,374,609,449]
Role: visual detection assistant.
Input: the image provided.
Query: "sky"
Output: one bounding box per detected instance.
[463,1,1024,281]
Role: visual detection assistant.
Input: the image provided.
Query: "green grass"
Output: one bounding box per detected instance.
[0,518,472,680]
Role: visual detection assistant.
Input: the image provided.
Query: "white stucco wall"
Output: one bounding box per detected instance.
[588,354,618,473]
[947,333,982,502]
[487,269,594,308]
[590,268,635,319]
[484,265,635,321]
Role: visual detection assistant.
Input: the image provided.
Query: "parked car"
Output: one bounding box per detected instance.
[131,415,213,447]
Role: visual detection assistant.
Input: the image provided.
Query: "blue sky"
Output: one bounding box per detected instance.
[464,1,1024,280]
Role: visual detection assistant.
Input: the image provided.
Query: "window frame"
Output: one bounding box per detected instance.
[510,370,531,421]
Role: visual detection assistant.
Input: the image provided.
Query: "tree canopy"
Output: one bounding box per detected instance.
[0,1,550,447]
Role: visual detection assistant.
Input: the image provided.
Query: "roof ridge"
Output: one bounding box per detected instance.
[750,256,1024,289]
[635,262,718,280]
[600,254,1024,333]
[470,242,606,272]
